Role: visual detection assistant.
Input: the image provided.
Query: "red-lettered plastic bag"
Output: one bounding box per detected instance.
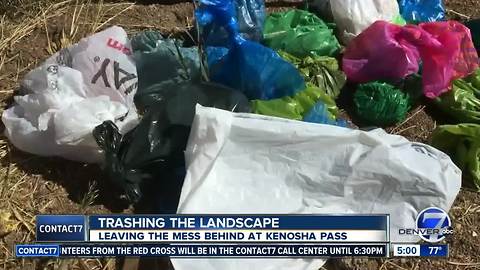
[2,26,139,163]
[343,20,478,98]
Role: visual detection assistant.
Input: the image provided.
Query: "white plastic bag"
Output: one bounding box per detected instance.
[2,26,138,163]
[328,0,401,44]
[172,105,461,270]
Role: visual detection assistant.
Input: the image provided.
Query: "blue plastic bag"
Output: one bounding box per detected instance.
[199,0,265,45]
[196,0,305,100]
[398,0,446,23]
[303,101,347,127]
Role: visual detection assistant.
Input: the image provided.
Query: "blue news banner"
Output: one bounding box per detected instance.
[16,215,390,258]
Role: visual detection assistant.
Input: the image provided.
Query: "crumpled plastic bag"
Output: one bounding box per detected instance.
[2,26,138,163]
[431,124,480,190]
[131,31,201,84]
[93,82,251,205]
[198,0,265,45]
[343,20,479,98]
[279,51,345,99]
[172,105,461,270]
[131,31,203,111]
[197,0,305,100]
[263,9,340,58]
[251,85,340,122]
[434,69,480,123]
[398,0,446,23]
[354,82,411,126]
[328,0,403,44]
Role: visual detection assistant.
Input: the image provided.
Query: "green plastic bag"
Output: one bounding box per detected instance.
[431,124,480,190]
[263,9,341,58]
[252,84,340,121]
[354,82,411,126]
[434,69,480,123]
[278,51,346,99]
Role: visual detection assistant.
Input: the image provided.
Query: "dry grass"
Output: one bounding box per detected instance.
[0,1,139,269]
[0,0,195,265]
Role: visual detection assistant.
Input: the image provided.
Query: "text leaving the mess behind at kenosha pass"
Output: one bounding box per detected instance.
[97,217,280,229]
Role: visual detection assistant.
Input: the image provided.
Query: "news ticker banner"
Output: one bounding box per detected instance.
[14,214,393,258]
[35,215,390,243]
[14,243,449,258]
[15,244,389,258]
[15,214,449,258]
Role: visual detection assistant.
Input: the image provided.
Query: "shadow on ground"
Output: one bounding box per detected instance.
[0,137,130,213]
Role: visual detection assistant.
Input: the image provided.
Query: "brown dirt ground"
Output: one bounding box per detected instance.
[0,0,478,270]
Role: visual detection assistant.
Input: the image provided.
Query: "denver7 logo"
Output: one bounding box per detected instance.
[416,207,452,243]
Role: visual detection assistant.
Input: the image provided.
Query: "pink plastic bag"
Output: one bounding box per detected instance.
[343,20,479,98]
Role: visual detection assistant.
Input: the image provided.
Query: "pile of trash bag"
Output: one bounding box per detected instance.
[250,49,347,125]
[2,3,479,270]
[343,20,479,98]
[197,0,305,100]
[93,82,251,206]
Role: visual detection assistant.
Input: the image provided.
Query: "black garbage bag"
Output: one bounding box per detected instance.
[93,81,251,212]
